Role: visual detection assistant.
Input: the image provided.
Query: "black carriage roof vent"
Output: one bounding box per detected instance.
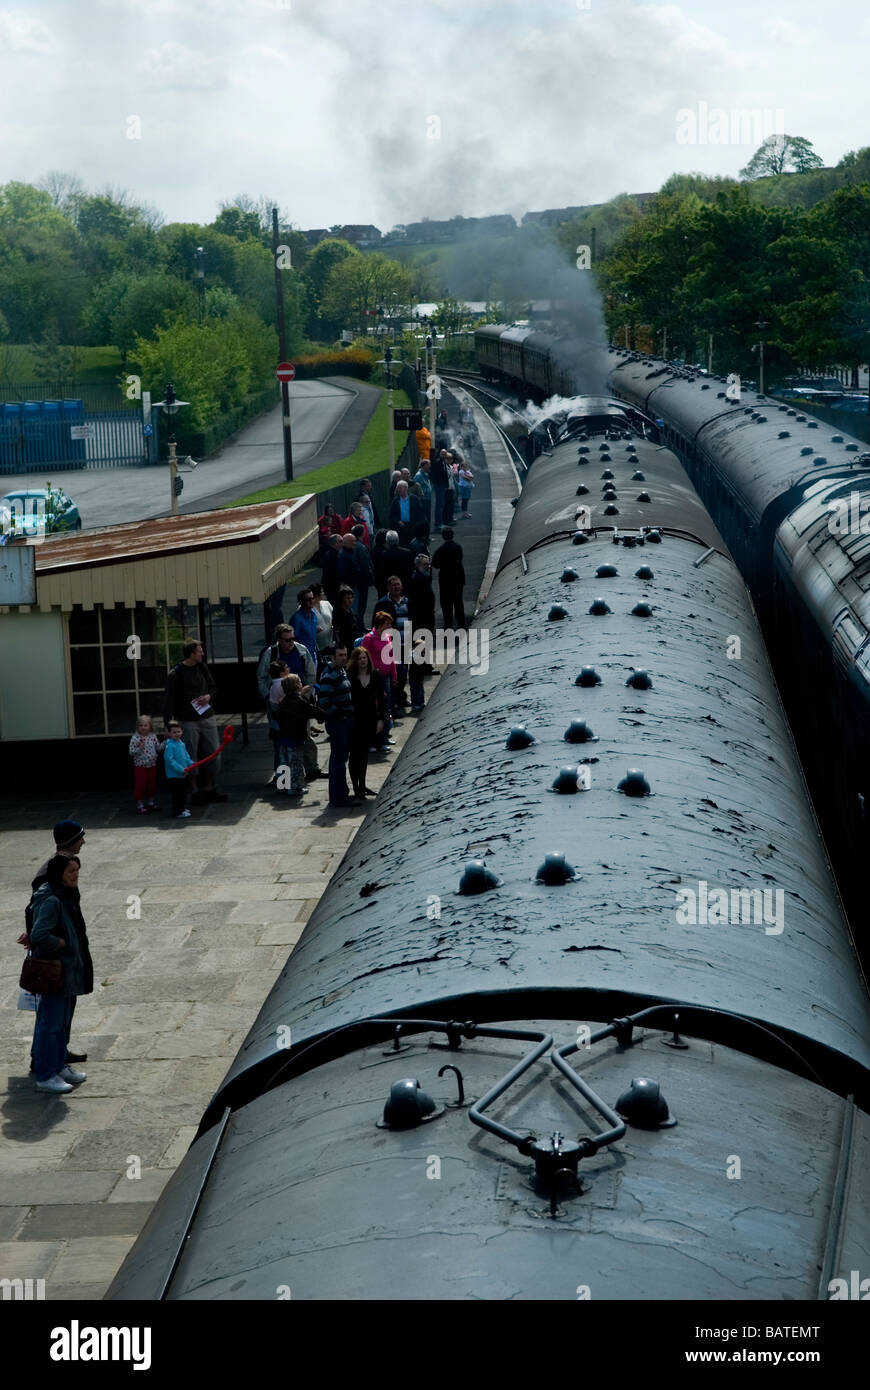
[536,852,577,885]
[564,719,596,743]
[795,414,806,421]
[604,504,620,516]
[380,1079,441,1130]
[846,443,859,451]
[506,725,535,750]
[632,601,653,617]
[615,1077,676,1129]
[625,443,637,451]
[576,483,589,495]
[635,565,654,580]
[813,457,828,466]
[552,765,586,794]
[716,391,725,397]
[631,470,646,481]
[589,597,611,615]
[787,409,796,416]
[637,491,651,503]
[756,415,768,423]
[701,383,710,389]
[800,447,813,455]
[459,860,500,894]
[645,529,663,543]
[577,445,590,454]
[561,567,579,582]
[576,666,602,686]
[599,443,610,451]
[600,453,611,462]
[744,408,753,415]
[618,768,652,797]
[572,531,590,545]
[807,421,818,428]
[548,603,569,621]
[577,457,589,466]
[831,435,844,443]
[596,563,618,577]
[601,468,615,479]
[778,431,790,438]
[626,668,652,689]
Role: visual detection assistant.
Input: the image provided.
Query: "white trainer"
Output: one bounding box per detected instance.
[58,1065,86,1085]
[36,1074,73,1094]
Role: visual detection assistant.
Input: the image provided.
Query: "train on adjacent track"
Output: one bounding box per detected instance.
[109,394,870,1302]
[475,324,870,948]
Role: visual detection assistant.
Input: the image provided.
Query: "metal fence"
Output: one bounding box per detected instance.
[0,379,140,412]
[0,402,153,475]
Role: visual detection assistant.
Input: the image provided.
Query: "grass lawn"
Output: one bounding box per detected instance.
[226,384,414,507]
[0,344,124,382]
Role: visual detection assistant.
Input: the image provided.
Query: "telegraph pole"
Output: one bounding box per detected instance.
[755,318,769,396]
[272,206,294,481]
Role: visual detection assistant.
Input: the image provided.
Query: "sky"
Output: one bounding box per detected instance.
[1,0,868,231]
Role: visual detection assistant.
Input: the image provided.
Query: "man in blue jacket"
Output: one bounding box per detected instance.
[318,644,361,808]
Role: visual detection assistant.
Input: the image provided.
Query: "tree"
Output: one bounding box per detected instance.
[320,252,413,335]
[740,135,824,179]
[38,169,85,218]
[133,313,276,432]
[212,205,261,241]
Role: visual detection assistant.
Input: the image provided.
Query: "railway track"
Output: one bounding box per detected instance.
[438,369,530,474]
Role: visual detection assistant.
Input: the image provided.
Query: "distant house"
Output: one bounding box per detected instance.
[303,228,330,246]
[331,224,382,247]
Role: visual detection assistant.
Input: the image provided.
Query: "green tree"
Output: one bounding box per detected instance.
[212,204,262,240]
[740,135,824,179]
[320,252,413,335]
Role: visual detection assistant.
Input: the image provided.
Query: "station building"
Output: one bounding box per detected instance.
[0,497,316,790]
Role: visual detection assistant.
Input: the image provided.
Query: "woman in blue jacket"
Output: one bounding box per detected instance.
[29,855,93,1094]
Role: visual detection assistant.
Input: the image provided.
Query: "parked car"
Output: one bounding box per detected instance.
[0,485,82,538]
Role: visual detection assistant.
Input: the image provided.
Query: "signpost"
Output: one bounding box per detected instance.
[394,409,423,431]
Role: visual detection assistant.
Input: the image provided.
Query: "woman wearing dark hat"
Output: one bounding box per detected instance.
[29,856,93,1094]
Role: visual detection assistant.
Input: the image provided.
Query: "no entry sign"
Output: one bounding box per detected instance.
[276,362,296,382]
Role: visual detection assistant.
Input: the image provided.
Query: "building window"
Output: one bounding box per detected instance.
[68,601,196,736]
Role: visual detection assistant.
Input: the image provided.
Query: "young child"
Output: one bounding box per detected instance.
[129,715,165,814]
[163,720,194,818]
[267,659,290,749]
[274,675,326,797]
[457,464,474,519]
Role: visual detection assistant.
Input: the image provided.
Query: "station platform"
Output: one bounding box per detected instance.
[0,384,518,1300]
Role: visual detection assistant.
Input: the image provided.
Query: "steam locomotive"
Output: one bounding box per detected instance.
[108,396,870,1301]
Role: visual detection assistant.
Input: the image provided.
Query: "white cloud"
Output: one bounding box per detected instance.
[0,8,56,53]
[138,41,225,90]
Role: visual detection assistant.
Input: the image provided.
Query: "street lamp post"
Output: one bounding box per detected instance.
[157,382,189,517]
[195,247,206,325]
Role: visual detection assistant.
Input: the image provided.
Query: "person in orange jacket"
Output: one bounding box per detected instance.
[415,423,431,461]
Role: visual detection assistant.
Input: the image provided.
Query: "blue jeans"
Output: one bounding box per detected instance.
[410,666,425,708]
[325,718,353,804]
[33,993,74,1082]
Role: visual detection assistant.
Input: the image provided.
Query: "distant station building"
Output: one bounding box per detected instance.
[0,497,316,789]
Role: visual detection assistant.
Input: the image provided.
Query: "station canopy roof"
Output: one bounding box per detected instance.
[9,497,316,613]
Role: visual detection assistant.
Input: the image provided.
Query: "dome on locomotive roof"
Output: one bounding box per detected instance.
[632,601,654,617]
[548,603,569,621]
[576,483,589,495]
[564,719,596,743]
[637,492,651,503]
[535,851,577,885]
[572,531,590,545]
[601,468,615,479]
[635,565,654,581]
[561,567,579,582]
[552,765,585,794]
[631,470,646,481]
[589,597,611,615]
[626,669,653,689]
[618,768,652,797]
[381,1078,439,1130]
[458,860,499,895]
[604,504,620,515]
[596,563,618,577]
[506,725,534,750]
[615,1077,676,1129]
[575,665,601,686]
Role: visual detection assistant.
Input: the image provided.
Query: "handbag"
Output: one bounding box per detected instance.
[20,954,63,996]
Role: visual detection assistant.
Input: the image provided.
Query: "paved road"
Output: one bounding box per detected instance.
[0,380,364,532]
